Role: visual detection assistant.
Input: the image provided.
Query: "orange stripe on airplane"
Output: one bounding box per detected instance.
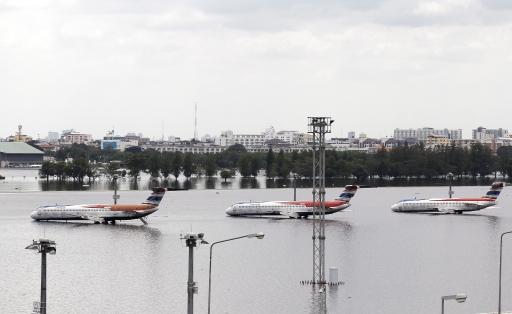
[282,201,346,207]
[110,204,155,211]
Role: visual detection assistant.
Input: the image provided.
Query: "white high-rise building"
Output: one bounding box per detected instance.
[394,127,462,141]
[47,132,59,142]
[472,126,508,140]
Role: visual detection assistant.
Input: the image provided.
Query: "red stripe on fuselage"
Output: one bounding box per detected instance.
[279,201,346,208]
[433,198,494,202]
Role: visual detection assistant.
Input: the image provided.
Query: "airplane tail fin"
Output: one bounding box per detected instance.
[142,187,166,206]
[483,182,505,199]
[335,185,359,202]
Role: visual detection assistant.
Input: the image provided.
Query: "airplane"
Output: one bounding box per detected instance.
[225,185,358,218]
[30,187,166,224]
[391,182,505,214]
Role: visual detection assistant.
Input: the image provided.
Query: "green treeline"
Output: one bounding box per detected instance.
[40,143,512,182]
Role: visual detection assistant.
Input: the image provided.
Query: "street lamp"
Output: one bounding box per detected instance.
[112,175,119,204]
[499,231,512,313]
[208,232,265,314]
[180,232,208,314]
[441,294,467,314]
[25,238,57,314]
[447,172,454,198]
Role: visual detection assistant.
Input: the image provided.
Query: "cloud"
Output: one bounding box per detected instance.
[2,0,512,138]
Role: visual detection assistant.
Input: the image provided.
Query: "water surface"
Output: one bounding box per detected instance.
[1,185,512,313]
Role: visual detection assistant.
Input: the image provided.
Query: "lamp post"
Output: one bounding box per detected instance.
[499,231,512,313]
[441,294,467,314]
[207,232,265,314]
[181,232,208,314]
[447,172,454,198]
[112,175,119,204]
[25,239,57,314]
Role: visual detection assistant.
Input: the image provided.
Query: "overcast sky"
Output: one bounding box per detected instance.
[1,0,512,140]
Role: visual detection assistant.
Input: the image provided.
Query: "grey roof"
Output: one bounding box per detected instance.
[0,142,44,155]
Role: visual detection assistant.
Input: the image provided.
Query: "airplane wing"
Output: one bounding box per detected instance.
[279,210,300,219]
[78,214,104,223]
[461,203,480,210]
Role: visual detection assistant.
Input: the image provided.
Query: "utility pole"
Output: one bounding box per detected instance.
[181,233,208,314]
[447,172,454,199]
[113,175,119,205]
[308,117,333,286]
[26,239,57,314]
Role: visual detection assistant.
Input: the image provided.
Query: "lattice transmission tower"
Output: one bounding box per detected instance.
[308,117,333,285]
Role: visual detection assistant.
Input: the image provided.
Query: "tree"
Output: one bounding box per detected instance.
[469,143,493,178]
[203,154,218,177]
[498,146,512,178]
[40,161,55,182]
[220,169,233,182]
[275,150,290,178]
[146,152,161,178]
[71,158,91,182]
[183,153,195,179]
[265,149,275,178]
[250,155,261,177]
[126,154,146,179]
[160,153,172,179]
[238,154,252,177]
[171,152,183,180]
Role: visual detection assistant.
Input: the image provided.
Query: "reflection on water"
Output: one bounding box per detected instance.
[30,220,162,239]
[2,167,509,192]
[309,286,327,314]
[240,177,260,189]
[1,186,512,313]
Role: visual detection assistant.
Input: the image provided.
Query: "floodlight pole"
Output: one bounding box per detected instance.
[181,233,206,314]
[308,117,332,287]
[186,237,197,314]
[26,239,56,314]
[40,250,47,314]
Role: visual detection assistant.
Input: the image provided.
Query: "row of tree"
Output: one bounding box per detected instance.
[40,143,512,182]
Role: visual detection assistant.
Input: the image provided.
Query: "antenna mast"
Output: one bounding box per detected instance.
[194,103,198,141]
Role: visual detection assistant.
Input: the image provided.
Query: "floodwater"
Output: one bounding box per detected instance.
[1,185,512,314]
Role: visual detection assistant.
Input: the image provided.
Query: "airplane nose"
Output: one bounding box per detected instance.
[225,206,233,215]
[391,204,400,212]
[30,211,39,219]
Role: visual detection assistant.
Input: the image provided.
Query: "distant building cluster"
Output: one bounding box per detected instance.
[1,124,512,167]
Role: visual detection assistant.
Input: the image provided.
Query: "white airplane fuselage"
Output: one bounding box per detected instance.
[391,197,496,213]
[226,200,351,218]
[31,188,166,223]
[30,204,159,222]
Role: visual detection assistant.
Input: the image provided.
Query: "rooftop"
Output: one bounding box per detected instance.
[0,142,44,155]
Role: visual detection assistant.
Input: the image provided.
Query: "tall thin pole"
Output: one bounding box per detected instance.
[499,231,512,314]
[113,175,118,205]
[194,103,198,141]
[447,172,454,199]
[208,244,213,314]
[308,117,332,286]
[40,251,47,314]
[187,238,196,314]
[293,176,297,201]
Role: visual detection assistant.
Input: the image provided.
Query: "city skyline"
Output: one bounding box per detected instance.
[1,123,510,142]
[3,0,512,139]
